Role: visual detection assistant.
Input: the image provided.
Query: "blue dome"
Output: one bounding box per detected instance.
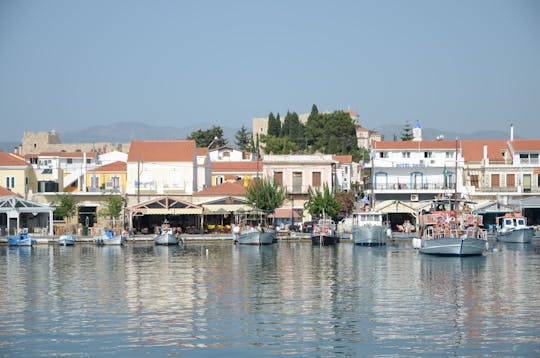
[414,120,421,129]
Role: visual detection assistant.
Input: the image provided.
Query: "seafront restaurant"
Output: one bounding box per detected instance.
[0,195,54,236]
[126,195,254,235]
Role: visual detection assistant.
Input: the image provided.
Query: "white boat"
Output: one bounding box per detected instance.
[351,211,388,246]
[416,198,487,256]
[153,225,179,245]
[234,225,275,245]
[58,234,75,246]
[311,218,338,245]
[497,212,534,243]
[95,230,125,245]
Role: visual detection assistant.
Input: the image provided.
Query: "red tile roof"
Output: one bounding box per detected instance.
[127,140,196,162]
[196,148,209,156]
[460,140,510,162]
[0,151,29,166]
[0,186,21,197]
[333,155,352,163]
[95,161,127,172]
[509,139,540,151]
[195,181,247,196]
[211,160,262,173]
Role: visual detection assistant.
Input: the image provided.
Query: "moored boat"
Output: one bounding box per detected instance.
[496,212,534,243]
[7,232,35,247]
[95,229,125,245]
[58,234,75,246]
[351,211,388,246]
[153,222,179,245]
[234,224,275,245]
[416,197,487,256]
[311,218,338,245]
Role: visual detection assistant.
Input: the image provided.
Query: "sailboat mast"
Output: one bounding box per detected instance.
[454,138,458,211]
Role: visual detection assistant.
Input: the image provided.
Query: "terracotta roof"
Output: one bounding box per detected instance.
[95,161,127,172]
[0,151,29,167]
[0,186,21,197]
[509,139,540,151]
[127,140,196,162]
[373,140,459,150]
[344,109,359,118]
[211,160,262,173]
[332,155,352,163]
[460,140,510,162]
[39,151,97,158]
[195,181,247,196]
[196,148,209,156]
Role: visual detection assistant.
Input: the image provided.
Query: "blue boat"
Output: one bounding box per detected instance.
[7,232,35,247]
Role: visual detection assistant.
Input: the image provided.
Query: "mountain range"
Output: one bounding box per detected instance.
[0,122,514,153]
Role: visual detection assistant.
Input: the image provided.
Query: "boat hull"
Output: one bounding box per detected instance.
[419,237,486,256]
[58,234,75,246]
[95,235,123,245]
[7,236,33,246]
[352,226,387,246]
[154,233,179,245]
[236,229,275,245]
[311,233,338,245]
[497,227,534,243]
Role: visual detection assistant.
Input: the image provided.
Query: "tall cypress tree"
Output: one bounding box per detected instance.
[268,112,281,137]
[401,121,414,141]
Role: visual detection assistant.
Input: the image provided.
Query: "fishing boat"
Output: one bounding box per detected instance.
[153,221,179,245]
[414,197,487,256]
[233,209,275,245]
[311,217,338,245]
[7,231,35,246]
[496,212,534,243]
[95,229,125,245]
[351,211,388,246]
[58,234,75,246]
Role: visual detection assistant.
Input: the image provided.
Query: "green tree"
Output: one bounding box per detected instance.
[245,178,287,214]
[401,121,414,141]
[267,112,281,137]
[187,125,227,148]
[234,125,252,151]
[54,194,78,233]
[304,184,341,219]
[102,195,125,229]
[260,135,299,154]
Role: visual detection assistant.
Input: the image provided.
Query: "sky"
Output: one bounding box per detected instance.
[1,0,539,142]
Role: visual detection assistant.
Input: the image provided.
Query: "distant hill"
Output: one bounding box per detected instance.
[59,122,238,145]
[0,142,18,153]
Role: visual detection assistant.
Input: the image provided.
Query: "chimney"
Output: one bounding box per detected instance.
[483,144,488,164]
[510,124,514,141]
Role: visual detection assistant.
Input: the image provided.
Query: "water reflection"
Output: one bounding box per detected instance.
[1,242,539,356]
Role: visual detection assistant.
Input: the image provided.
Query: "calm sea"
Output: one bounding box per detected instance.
[1,241,539,357]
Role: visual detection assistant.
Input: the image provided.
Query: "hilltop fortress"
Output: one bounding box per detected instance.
[15,130,130,155]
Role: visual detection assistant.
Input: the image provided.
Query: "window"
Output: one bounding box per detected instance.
[111,176,120,189]
[90,176,100,189]
[470,174,479,188]
[402,152,410,158]
[424,152,432,158]
[491,174,500,188]
[86,159,91,164]
[312,172,321,187]
[378,152,387,158]
[222,152,230,158]
[293,172,302,193]
[446,151,453,158]
[215,176,224,186]
[5,177,15,189]
[274,171,283,186]
[537,174,540,188]
[67,158,73,164]
[523,174,531,193]
[506,174,515,187]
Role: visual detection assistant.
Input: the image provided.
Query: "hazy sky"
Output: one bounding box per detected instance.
[1,0,539,142]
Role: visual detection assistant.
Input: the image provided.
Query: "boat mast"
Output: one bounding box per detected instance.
[370,144,375,210]
[454,138,458,211]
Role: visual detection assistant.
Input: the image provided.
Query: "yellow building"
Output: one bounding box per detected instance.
[85,161,127,192]
[0,151,37,199]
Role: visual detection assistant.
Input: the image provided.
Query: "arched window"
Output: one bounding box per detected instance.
[410,172,423,189]
[374,172,388,190]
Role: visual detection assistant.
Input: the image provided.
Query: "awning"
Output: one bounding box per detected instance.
[374,200,430,214]
[128,196,203,215]
[269,208,302,219]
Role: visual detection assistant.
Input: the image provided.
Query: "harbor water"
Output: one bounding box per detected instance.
[1,241,539,357]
